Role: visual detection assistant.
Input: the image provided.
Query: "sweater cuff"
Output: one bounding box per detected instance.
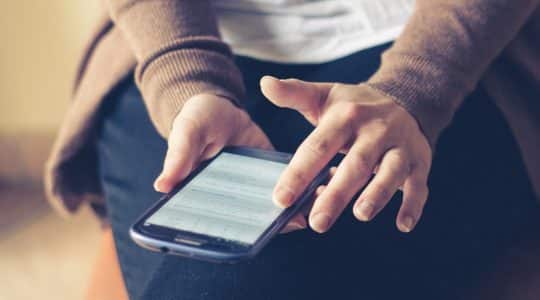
[366,51,473,148]
[135,37,246,138]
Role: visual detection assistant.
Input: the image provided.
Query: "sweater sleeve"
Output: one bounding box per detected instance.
[366,0,539,147]
[105,0,245,137]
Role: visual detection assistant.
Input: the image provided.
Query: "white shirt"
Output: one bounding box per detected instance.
[213,0,415,64]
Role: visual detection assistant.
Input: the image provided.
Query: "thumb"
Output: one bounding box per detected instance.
[260,76,331,123]
[153,114,206,193]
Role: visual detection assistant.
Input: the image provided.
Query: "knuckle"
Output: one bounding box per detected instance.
[414,157,432,173]
[304,135,332,156]
[370,183,393,201]
[388,167,407,181]
[287,168,309,188]
[409,178,427,190]
[394,160,412,178]
[339,102,364,123]
[360,121,392,145]
[416,182,430,197]
[407,179,429,199]
[325,188,349,205]
[373,120,395,140]
[352,152,374,175]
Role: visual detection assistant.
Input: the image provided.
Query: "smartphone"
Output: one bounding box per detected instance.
[130,146,329,263]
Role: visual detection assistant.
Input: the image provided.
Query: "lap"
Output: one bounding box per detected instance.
[97,46,540,300]
[97,78,168,299]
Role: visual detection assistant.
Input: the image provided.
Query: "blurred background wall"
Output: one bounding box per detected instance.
[0,0,101,184]
[0,1,103,299]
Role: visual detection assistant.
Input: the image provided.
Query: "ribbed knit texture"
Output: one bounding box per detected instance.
[367,0,540,147]
[107,0,245,137]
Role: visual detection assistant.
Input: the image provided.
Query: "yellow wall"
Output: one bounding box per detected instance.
[0,1,101,133]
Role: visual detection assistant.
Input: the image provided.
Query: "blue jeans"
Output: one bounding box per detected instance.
[97,46,540,299]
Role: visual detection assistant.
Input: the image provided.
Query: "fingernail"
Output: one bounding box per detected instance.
[355,201,374,221]
[273,187,295,208]
[153,176,163,191]
[261,75,278,84]
[400,216,415,233]
[310,213,332,233]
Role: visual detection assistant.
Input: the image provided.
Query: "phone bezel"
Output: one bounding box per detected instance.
[130,146,329,263]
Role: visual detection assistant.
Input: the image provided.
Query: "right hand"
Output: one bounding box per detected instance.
[261,77,432,233]
[152,93,307,233]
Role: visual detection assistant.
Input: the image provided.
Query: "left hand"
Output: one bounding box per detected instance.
[260,76,432,233]
[152,93,307,233]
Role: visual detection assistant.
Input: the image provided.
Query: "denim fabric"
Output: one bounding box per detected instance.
[97,46,540,299]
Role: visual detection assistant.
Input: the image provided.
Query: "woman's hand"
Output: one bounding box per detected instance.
[260,76,432,233]
[153,93,307,233]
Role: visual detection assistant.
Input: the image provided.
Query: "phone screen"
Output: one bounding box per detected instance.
[145,152,287,245]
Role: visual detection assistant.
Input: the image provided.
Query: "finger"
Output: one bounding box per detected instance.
[308,137,385,233]
[315,185,327,198]
[280,171,332,226]
[280,158,337,234]
[281,213,308,234]
[396,164,430,233]
[329,166,338,177]
[273,115,350,208]
[281,168,329,234]
[154,116,206,193]
[281,173,335,233]
[353,149,410,222]
[312,167,335,201]
[300,185,326,217]
[260,76,332,124]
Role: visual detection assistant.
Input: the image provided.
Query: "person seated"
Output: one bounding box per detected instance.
[45,1,540,299]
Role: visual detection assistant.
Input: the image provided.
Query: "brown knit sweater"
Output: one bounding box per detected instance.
[45,0,540,216]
